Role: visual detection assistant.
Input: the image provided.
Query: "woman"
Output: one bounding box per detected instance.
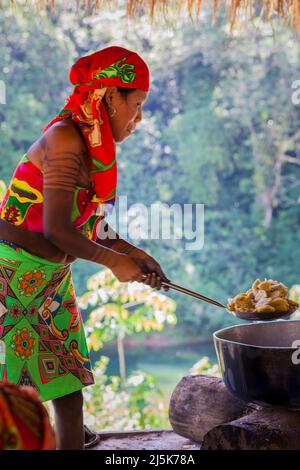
[0,45,170,450]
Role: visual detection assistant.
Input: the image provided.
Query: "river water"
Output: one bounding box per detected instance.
[91,341,218,398]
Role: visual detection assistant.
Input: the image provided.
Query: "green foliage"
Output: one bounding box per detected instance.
[1,3,299,341]
[0,180,7,203]
[4,3,299,430]
[83,356,169,430]
[82,352,221,431]
[79,268,177,428]
[0,8,74,181]
[291,285,300,303]
[189,356,220,377]
[290,285,300,320]
[79,269,177,352]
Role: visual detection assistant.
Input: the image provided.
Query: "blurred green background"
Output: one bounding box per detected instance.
[1,0,300,430]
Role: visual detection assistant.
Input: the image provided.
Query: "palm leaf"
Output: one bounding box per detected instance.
[1,1,300,30]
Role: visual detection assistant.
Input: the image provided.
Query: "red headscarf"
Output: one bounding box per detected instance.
[0,382,56,450]
[42,46,150,206]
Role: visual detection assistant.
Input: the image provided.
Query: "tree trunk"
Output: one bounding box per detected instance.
[117,333,126,384]
[202,406,300,450]
[168,374,257,443]
[169,375,300,450]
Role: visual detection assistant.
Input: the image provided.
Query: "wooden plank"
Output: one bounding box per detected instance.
[90,430,201,450]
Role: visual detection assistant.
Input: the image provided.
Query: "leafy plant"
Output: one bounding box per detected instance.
[290,285,300,320]
[79,269,177,383]
[188,356,220,377]
[78,269,178,429]
[83,356,169,430]
[0,180,7,203]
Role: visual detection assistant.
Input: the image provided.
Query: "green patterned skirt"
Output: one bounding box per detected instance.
[0,239,94,402]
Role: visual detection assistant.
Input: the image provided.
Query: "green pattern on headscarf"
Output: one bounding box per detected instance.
[73,57,136,87]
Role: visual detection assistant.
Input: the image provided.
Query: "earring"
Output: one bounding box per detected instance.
[108,105,116,118]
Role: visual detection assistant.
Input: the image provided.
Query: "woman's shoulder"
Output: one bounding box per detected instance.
[42,119,89,165]
[45,119,84,147]
[26,119,89,176]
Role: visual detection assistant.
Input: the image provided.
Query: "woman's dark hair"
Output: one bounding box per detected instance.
[117,87,137,98]
[103,87,137,111]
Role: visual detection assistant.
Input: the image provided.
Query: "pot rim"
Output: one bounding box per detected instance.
[213,319,300,350]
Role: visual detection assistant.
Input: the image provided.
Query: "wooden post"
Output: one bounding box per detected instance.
[169,375,300,450]
[202,406,300,450]
[169,374,257,443]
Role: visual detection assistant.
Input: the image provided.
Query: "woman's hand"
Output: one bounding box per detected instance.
[110,253,145,283]
[129,248,170,291]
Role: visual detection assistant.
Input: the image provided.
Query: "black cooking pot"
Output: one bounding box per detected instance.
[213,320,300,408]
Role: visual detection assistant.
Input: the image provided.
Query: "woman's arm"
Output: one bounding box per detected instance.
[95,217,138,254]
[44,189,119,267]
[96,218,170,290]
[41,122,144,283]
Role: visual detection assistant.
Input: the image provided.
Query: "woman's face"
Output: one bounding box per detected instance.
[104,87,148,143]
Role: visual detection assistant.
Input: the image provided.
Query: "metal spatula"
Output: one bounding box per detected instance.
[141,275,226,308]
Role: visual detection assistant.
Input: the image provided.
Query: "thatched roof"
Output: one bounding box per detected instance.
[3,0,300,29]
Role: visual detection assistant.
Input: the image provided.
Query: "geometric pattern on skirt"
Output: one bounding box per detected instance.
[0,239,94,402]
